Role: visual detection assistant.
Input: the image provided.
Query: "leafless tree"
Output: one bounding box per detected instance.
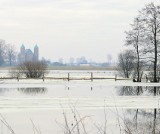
[6,44,16,66]
[17,61,48,78]
[0,39,7,65]
[125,17,145,82]
[139,3,160,82]
[117,50,135,78]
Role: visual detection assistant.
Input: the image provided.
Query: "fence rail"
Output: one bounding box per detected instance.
[0,71,153,82]
[0,72,149,82]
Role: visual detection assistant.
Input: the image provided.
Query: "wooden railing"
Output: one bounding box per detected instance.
[0,72,134,82]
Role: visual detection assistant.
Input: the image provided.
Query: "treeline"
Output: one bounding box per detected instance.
[118,3,160,82]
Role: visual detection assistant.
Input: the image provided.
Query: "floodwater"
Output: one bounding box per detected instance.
[0,77,160,133]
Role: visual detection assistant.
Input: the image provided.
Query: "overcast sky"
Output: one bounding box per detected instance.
[0,0,159,63]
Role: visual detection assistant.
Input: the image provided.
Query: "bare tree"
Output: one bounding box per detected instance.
[6,44,16,66]
[117,50,135,78]
[139,3,160,82]
[17,61,48,78]
[0,39,7,65]
[125,17,145,82]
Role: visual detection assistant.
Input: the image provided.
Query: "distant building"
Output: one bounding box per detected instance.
[18,44,39,63]
[79,64,90,67]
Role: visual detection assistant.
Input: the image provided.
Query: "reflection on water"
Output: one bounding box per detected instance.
[118,86,160,96]
[0,85,160,98]
[147,86,160,96]
[119,86,160,134]
[0,86,160,134]
[17,87,47,95]
[0,88,10,94]
[123,109,160,134]
[118,86,143,96]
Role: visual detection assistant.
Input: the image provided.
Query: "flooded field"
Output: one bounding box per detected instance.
[0,71,160,134]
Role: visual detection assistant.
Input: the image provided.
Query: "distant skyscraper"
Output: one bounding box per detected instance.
[18,45,39,63]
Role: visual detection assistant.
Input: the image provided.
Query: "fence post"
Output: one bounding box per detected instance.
[68,73,70,81]
[91,72,93,81]
[115,74,117,81]
[42,74,44,82]
[146,74,148,82]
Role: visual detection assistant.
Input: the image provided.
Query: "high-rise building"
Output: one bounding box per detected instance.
[18,45,39,63]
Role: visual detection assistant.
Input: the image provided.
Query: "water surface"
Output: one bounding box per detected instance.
[0,81,160,134]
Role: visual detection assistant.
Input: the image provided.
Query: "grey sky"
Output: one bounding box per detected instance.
[0,0,159,62]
